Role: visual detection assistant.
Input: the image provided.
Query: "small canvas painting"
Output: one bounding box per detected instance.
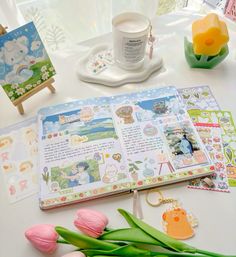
[0,22,55,102]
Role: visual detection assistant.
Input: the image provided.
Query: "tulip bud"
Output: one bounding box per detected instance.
[61,252,86,257]
[25,224,58,254]
[74,209,108,238]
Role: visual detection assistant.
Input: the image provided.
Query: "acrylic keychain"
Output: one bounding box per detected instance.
[148,25,156,60]
[146,189,198,240]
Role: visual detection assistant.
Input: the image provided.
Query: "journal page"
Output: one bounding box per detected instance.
[110,87,213,190]
[38,97,130,209]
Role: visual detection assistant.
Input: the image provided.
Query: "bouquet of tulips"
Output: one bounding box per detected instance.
[25,208,235,257]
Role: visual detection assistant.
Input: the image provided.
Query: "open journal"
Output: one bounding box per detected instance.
[38,86,214,209]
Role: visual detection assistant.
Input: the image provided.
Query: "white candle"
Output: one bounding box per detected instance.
[116,19,149,33]
[112,12,150,70]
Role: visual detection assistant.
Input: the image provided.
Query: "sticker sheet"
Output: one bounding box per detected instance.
[38,87,214,209]
[189,110,236,187]
[0,118,39,203]
[188,123,229,192]
[178,86,220,111]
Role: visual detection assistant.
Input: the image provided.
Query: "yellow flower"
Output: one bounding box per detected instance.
[105,153,110,158]
[192,13,229,56]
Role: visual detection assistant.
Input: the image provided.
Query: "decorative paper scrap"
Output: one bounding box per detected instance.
[189,110,236,187]
[188,123,229,192]
[178,86,220,111]
[0,118,39,203]
[0,22,55,103]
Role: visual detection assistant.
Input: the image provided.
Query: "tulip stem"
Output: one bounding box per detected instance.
[150,251,210,257]
[104,227,113,232]
[57,238,70,244]
[197,249,236,257]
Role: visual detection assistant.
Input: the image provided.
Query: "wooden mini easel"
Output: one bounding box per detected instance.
[0,24,56,115]
[13,78,55,114]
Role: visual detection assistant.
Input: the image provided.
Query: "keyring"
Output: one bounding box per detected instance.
[146,189,164,207]
[146,189,177,207]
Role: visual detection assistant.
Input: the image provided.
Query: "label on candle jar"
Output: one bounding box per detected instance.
[122,35,147,63]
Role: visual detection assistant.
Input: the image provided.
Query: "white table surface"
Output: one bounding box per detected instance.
[1,11,236,257]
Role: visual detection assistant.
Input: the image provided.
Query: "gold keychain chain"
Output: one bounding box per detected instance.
[146,189,178,207]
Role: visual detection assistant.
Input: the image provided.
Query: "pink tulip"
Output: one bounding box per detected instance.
[74,209,108,238]
[61,252,86,257]
[25,224,59,254]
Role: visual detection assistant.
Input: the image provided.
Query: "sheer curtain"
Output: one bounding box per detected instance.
[1,0,198,52]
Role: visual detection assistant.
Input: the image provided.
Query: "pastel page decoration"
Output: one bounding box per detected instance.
[37,87,213,209]
[184,13,229,69]
[0,22,56,114]
[146,190,198,240]
[178,86,220,111]
[0,118,39,203]
[189,110,236,187]
[188,123,229,192]
[225,0,236,22]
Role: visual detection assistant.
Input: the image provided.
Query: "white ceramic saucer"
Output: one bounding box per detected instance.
[76,44,163,87]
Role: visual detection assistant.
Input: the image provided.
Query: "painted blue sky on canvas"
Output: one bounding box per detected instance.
[0,22,49,81]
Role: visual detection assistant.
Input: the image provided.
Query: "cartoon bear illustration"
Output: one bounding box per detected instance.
[162,208,194,240]
[116,106,134,124]
[0,136,13,151]
[19,161,33,173]
[0,36,35,84]
[2,163,15,173]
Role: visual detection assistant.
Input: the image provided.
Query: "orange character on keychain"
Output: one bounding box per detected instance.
[162,207,195,240]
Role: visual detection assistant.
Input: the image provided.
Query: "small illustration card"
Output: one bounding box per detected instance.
[38,86,214,209]
[188,123,229,192]
[189,110,236,187]
[0,118,39,203]
[178,86,220,111]
[0,22,55,103]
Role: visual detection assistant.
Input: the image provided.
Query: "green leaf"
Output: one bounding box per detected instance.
[129,168,134,172]
[133,164,139,170]
[55,226,118,250]
[118,209,196,253]
[100,228,164,247]
[82,245,151,257]
[135,161,142,164]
